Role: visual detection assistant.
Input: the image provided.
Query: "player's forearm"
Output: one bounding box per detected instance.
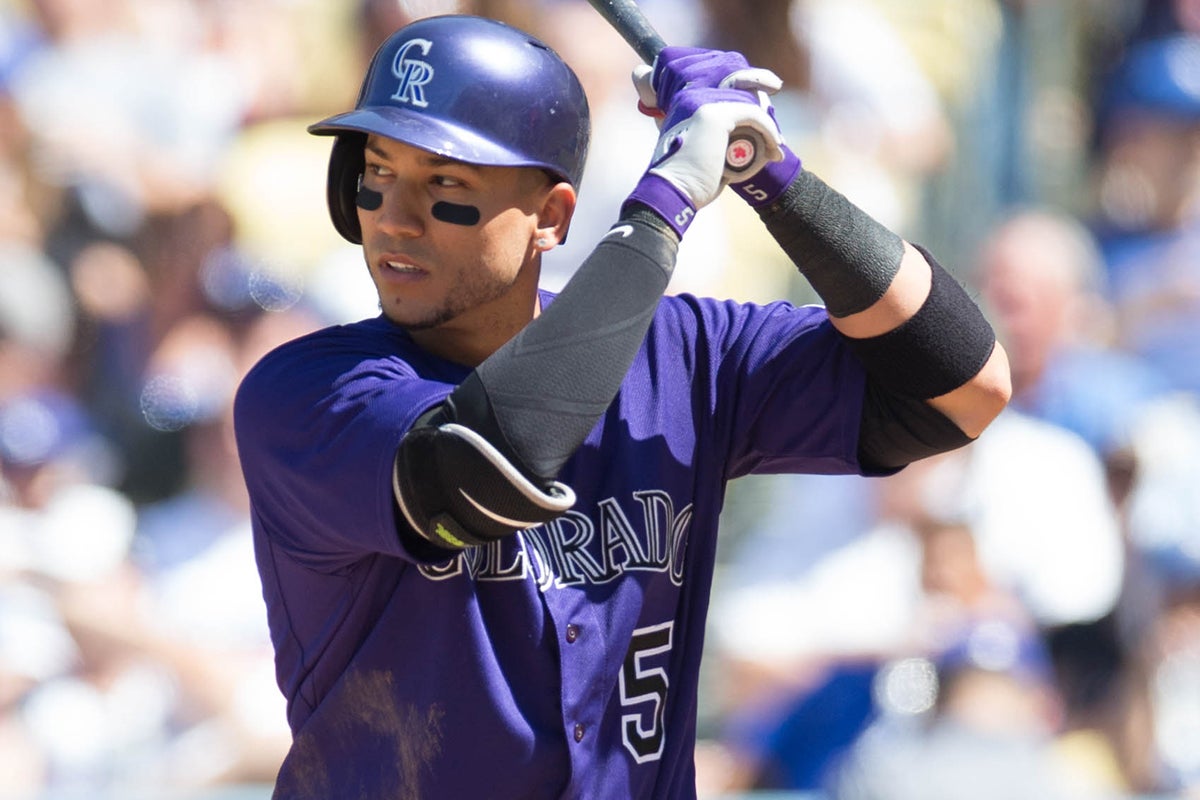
[755,168,904,318]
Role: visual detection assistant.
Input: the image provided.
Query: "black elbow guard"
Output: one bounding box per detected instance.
[844,245,996,399]
[393,421,576,551]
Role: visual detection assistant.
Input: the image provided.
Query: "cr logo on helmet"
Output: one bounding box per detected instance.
[391,38,434,107]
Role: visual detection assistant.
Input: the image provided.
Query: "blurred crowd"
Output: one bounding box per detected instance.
[0,0,1197,797]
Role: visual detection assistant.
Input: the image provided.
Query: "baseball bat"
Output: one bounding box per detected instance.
[585,0,766,179]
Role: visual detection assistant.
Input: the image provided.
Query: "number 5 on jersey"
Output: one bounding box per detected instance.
[620,621,674,763]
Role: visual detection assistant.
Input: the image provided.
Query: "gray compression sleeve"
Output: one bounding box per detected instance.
[440,207,677,482]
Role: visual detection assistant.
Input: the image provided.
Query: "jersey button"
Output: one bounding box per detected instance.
[573,723,585,743]
[565,624,580,643]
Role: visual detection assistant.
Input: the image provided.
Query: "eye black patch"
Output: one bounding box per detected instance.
[432,201,481,226]
[356,185,383,211]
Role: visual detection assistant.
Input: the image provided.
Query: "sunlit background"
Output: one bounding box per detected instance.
[1,0,1199,797]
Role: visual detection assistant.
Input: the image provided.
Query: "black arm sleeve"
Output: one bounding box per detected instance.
[755,169,905,317]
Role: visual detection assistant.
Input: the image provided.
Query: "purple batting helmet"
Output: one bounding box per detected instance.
[309,15,591,244]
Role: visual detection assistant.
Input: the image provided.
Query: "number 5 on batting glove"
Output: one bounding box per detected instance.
[623,87,783,237]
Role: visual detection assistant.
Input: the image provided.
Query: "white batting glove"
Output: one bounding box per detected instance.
[633,48,788,184]
[623,86,783,236]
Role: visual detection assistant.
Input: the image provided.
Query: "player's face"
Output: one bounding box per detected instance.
[357,135,561,351]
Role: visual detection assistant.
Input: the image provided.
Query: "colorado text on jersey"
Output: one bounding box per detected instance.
[416,489,694,591]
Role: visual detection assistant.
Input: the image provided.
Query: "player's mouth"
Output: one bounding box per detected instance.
[386,260,422,273]
[376,255,429,282]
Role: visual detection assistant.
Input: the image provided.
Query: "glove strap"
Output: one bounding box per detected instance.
[730,146,802,208]
[621,173,696,238]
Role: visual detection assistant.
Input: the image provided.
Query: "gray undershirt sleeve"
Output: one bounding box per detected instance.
[442,208,678,482]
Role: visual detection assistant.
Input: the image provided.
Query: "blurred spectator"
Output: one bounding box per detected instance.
[1,0,245,504]
[828,619,1100,800]
[787,0,955,237]
[1090,32,1200,395]
[975,208,1173,499]
[972,207,1200,795]
[0,0,342,792]
[900,0,1123,267]
[702,408,1126,794]
[121,307,323,789]
[0,269,319,794]
[0,242,76,400]
[74,203,245,505]
[8,0,247,234]
[0,386,143,791]
[1123,0,1200,40]
[1116,394,1200,793]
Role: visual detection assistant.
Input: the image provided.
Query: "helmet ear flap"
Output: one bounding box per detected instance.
[328,133,366,245]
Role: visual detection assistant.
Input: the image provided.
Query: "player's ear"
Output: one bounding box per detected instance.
[534,181,577,249]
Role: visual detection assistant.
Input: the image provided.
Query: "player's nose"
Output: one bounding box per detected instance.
[367,184,426,238]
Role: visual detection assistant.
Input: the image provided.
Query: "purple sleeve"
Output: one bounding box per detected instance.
[233,328,455,569]
[676,296,868,478]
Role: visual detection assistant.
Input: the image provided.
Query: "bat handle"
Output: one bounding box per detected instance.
[589,0,664,63]
[633,32,666,65]
[723,125,769,182]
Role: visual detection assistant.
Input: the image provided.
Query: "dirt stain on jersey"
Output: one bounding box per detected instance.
[279,670,445,800]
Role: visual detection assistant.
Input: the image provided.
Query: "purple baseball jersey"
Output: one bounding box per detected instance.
[234,289,870,799]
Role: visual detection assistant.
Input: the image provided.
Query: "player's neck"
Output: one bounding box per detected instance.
[410,290,542,368]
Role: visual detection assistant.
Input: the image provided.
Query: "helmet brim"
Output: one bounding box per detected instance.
[308,106,570,184]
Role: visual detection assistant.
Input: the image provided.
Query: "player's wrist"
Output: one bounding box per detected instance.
[622,172,695,238]
[729,145,802,208]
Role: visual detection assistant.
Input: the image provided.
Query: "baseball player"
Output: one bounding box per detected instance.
[233,14,1010,799]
